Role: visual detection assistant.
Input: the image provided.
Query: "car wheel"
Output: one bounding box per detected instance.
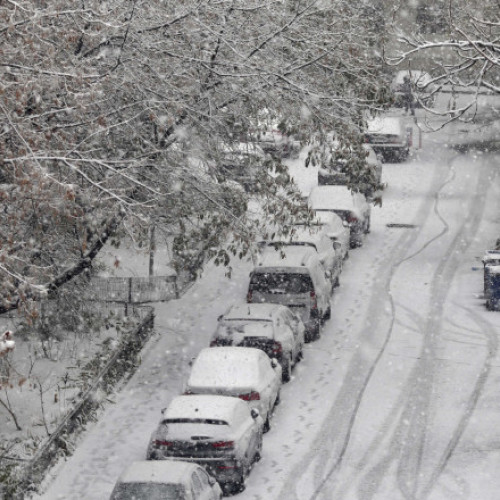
[263,415,271,433]
[274,390,281,406]
[323,306,331,321]
[282,356,292,383]
[254,435,263,463]
[308,321,321,342]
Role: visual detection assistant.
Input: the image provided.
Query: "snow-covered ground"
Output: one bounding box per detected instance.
[31,108,500,500]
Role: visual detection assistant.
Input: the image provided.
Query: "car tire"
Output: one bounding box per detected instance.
[323,306,331,321]
[308,321,321,341]
[282,356,292,383]
[263,414,271,433]
[254,435,263,463]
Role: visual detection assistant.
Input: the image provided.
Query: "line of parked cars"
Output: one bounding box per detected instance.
[109,138,380,499]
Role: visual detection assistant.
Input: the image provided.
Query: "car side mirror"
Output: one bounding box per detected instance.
[332,241,341,251]
[161,407,167,415]
[251,408,260,420]
[325,270,332,279]
[271,358,279,369]
[208,475,217,486]
[342,220,349,228]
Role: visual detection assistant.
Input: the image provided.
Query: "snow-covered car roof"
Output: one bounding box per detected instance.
[164,394,246,423]
[116,460,197,485]
[188,346,268,387]
[365,116,403,135]
[308,185,360,212]
[221,303,282,321]
[256,245,318,269]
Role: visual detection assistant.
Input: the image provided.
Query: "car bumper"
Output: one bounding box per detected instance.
[149,455,242,483]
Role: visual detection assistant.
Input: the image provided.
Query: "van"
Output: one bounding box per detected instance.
[364,116,410,162]
[247,246,331,341]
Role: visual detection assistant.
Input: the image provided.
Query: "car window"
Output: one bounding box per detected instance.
[249,272,314,294]
[110,482,185,500]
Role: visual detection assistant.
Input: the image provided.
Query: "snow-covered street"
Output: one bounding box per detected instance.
[34,124,500,500]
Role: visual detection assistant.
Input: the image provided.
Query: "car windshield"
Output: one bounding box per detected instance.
[250,273,313,294]
[110,482,185,500]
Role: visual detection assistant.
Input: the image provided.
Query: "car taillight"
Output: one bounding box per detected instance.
[347,213,358,224]
[310,290,317,310]
[154,440,173,447]
[247,290,253,303]
[211,441,234,449]
[239,391,260,401]
[272,341,282,355]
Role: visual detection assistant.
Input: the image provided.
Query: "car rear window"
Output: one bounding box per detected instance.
[250,272,314,294]
[162,418,228,425]
[110,483,183,500]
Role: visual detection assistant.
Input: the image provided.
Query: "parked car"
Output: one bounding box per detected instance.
[146,395,263,494]
[364,116,410,162]
[183,347,282,433]
[310,211,351,261]
[260,225,343,290]
[215,142,266,192]
[210,303,305,382]
[248,245,331,341]
[109,460,222,500]
[308,185,371,248]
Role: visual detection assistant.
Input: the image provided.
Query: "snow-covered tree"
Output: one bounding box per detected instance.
[1,0,389,316]
[386,1,500,119]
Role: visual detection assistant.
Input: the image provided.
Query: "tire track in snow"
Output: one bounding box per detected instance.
[274,156,453,500]
[417,304,498,499]
[347,154,495,500]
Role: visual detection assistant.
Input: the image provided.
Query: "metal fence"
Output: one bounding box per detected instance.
[13,308,155,499]
[82,275,180,303]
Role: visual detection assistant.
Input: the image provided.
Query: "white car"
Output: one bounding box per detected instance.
[146,395,264,494]
[184,347,282,432]
[364,116,410,162]
[311,211,351,261]
[260,225,342,290]
[309,185,371,248]
[109,460,222,500]
[210,303,305,382]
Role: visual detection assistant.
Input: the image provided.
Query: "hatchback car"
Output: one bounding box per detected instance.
[146,395,263,494]
[210,303,305,382]
[248,246,332,341]
[184,347,282,433]
[364,116,410,162]
[109,460,222,500]
[308,185,371,248]
[260,225,342,291]
[310,211,351,261]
